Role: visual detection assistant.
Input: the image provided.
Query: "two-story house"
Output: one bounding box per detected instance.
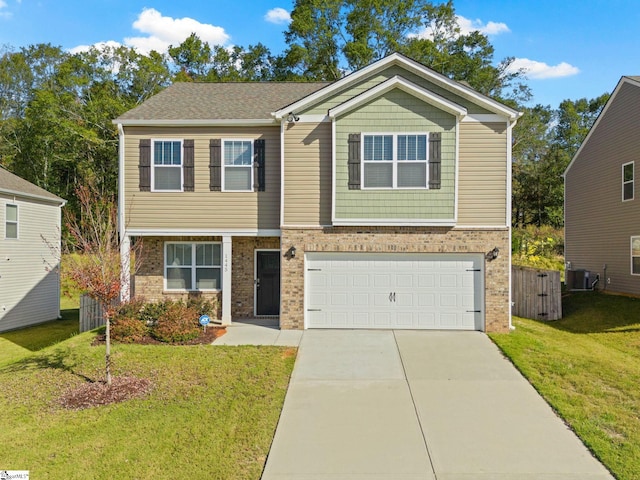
[564,76,640,296]
[115,53,521,332]
[0,166,65,332]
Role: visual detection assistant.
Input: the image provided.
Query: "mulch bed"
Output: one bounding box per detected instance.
[91,325,227,346]
[60,376,153,410]
[66,326,227,410]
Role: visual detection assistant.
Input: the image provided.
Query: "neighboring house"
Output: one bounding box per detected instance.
[564,76,640,296]
[115,53,521,332]
[0,167,66,332]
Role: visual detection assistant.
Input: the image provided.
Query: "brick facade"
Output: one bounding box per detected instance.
[231,236,280,318]
[133,236,280,320]
[280,227,511,333]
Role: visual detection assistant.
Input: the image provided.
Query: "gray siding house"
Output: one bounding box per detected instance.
[115,53,521,333]
[564,76,640,296]
[0,167,66,332]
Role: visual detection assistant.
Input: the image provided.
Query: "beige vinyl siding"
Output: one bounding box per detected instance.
[301,65,492,116]
[283,122,332,226]
[334,89,455,221]
[123,126,280,231]
[457,122,508,226]
[565,81,640,296]
[0,195,61,332]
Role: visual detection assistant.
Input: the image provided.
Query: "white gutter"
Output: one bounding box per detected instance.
[0,188,66,206]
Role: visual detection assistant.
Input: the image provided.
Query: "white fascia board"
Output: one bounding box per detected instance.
[126,228,281,237]
[0,188,66,207]
[113,119,277,127]
[461,114,509,123]
[564,76,640,178]
[332,219,456,227]
[272,53,520,120]
[328,76,467,119]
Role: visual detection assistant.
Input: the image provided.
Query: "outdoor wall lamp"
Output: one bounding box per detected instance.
[487,246,500,261]
[287,246,297,258]
[286,112,300,123]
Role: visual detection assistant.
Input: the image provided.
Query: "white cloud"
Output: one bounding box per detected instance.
[506,58,580,79]
[123,8,230,54]
[68,40,123,55]
[0,0,12,18]
[456,15,510,36]
[411,14,509,41]
[265,7,291,25]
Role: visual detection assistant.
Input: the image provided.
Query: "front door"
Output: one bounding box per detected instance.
[256,251,280,316]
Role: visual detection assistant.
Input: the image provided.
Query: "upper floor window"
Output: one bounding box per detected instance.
[362,133,428,189]
[223,140,254,191]
[153,140,182,191]
[5,204,17,239]
[165,242,221,291]
[623,162,634,201]
[632,237,640,275]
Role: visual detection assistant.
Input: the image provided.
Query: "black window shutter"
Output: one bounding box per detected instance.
[429,132,442,189]
[139,139,151,191]
[254,139,266,192]
[209,139,222,191]
[183,139,195,192]
[348,133,361,190]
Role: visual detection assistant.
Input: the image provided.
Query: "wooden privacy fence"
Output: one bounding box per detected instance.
[511,266,562,321]
[79,294,118,332]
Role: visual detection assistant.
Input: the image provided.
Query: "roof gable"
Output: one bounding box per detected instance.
[564,76,640,177]
[273,53,520,121]
[0,167,65,205]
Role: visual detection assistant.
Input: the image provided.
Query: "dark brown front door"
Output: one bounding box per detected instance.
[256,251,280,316]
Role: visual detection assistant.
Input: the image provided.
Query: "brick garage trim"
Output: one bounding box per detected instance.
[279,227,510,333]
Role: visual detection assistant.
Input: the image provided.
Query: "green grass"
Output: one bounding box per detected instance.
[490,291,640,480]
[0,326,296,479]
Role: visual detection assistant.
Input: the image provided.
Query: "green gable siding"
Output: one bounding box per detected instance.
[334,89,456,221]
[301,65,491,116]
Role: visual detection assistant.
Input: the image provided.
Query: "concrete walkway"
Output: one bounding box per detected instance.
[212,318,303,346]
[261,330,614,480]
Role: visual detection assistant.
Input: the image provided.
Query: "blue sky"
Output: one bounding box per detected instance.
[1,0,639,108]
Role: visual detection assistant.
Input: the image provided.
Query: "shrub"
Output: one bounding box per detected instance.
[111,316,149,343]
[151,302,200,343]
[185,296,217,317]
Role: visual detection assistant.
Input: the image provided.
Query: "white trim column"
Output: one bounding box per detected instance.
[222,235,232,324]
[120,234,131,302]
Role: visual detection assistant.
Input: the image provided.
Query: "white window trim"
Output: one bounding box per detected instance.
[632,236,640,276]
[361,132,430,190]
[151,139,183,192]
[622,161,634,202]
[164,241,222,291]
[5,203,18,239]
[222,138,254,192]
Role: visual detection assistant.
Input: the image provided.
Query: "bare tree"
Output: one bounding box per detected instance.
[64,183,142,386]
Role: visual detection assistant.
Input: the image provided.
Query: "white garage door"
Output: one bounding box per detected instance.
[305,253,484,330]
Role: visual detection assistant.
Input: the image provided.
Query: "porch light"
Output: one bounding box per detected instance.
[286,112,300,123]
[487,247,499,261]
[287,246,297,258]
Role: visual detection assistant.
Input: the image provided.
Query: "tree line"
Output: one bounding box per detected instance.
[0,0,609,233]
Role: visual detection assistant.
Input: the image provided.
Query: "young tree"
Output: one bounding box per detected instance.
[64,183,142,386]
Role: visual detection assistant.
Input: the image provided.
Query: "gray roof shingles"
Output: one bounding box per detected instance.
[115,82,331,121]
[0,166,65,204]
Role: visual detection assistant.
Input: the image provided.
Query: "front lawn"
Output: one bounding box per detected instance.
[490,291,640,480]
[0,327,296,479]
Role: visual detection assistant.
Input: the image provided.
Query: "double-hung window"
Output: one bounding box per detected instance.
[363,133,428,189]
[153,140,182,191]
[223,139,253,191]
[632,237,640,275]
[5,204,17,239]
[623,162,634,201]
[165,242,221,291]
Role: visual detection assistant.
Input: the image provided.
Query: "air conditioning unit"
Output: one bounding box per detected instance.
[566,269,598,290]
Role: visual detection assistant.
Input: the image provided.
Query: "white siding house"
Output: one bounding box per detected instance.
[0,167,65,332]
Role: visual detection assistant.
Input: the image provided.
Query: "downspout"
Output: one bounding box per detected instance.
[117,123,131,302]
[507,113,522,331]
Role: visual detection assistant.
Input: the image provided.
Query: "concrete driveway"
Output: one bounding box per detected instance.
[261,330,613,480]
